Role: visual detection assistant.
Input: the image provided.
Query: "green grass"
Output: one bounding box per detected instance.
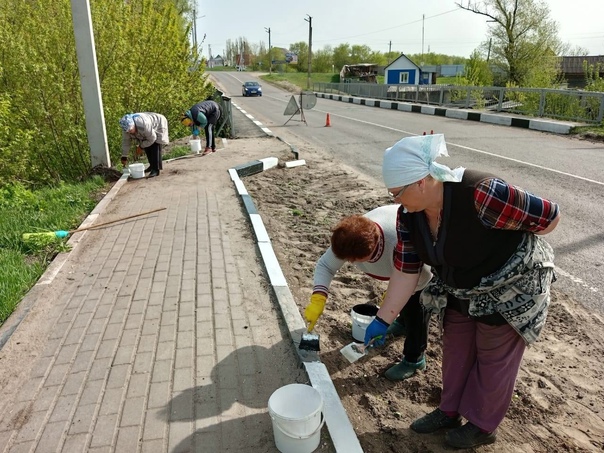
[0,176,109,325]
[570,124,604,137]
[163,145,191,160]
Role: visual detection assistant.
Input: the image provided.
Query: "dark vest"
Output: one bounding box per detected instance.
[403,170,524,289]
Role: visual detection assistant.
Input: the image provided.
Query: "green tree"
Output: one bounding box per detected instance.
[457,0,563,86]
[333,44,352,71]
[463,50,493,86]
[312,46,334,73]
[289,42,309,73]
[350,45,373,64]
[0,0,207,186]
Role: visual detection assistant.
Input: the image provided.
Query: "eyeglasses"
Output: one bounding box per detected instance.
[388,185,409,199]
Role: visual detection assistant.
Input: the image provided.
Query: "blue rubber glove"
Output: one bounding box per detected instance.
[364,316,389,347]
[192,127,200,137]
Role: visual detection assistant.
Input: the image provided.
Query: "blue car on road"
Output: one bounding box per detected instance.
[242,81,262,97]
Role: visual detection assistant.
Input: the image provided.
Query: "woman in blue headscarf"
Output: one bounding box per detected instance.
[365,133,560,449]
[119,112,169,178]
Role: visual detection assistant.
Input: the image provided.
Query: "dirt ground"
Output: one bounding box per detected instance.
[243,144,604,452]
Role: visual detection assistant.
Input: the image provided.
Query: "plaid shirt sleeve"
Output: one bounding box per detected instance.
[393,206,423,273]
[474,178,560,232]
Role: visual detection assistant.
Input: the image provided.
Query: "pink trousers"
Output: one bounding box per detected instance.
[440,308,526,432]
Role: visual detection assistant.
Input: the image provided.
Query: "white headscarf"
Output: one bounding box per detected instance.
[382,134,465,188]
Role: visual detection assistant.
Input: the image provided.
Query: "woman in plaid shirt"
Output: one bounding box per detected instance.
[365,134,560,449]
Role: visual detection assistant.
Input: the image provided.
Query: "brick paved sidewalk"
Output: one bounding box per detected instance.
[0,137,317,452]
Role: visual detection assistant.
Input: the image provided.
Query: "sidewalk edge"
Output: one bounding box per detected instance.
[229,161,364,453]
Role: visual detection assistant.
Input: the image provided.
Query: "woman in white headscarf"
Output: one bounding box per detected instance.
[364,134,560,449]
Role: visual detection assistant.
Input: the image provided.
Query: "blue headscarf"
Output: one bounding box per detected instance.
[119,114,135,132]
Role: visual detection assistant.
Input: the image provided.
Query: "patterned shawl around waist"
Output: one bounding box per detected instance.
[420,233,556,345]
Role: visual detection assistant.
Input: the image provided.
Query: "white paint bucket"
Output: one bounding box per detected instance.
[268,384,325,453]
[190,139,201,154]
[351,304,378,342]
[128,163,145,179]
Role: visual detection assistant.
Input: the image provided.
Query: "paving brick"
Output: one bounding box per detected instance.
[126,373,149,398]
[68,403,96,435]
[79,379,104,406]
[142,438,165,452]
[120,397,145,427]
[61,433,89,452]
[44,363,70,388]
[61,371,86,396]
[167,421,193,453]
[142,408,167,441]
[90,414,118,448]
[106,364,129,389]
[147,382,170,409]
[35,421,66,452]
[172,368,193,393]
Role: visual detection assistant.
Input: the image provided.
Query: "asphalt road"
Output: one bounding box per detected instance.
[212,71,604,316]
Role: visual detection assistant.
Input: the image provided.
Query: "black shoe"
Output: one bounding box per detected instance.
[410,408,462,434]
[144,166,152,173]
[445,422,497,448]
[148,169,159,178]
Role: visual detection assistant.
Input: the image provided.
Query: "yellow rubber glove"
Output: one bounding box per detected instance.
[305,293,327,332]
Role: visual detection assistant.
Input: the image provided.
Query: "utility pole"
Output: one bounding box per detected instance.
[388,40,392,64]
[486,38,492,62]
[305,15,312,89]
[192,7,197,49]
[421,14,425,62]
[265,27,272,74]
[70,0,110,168]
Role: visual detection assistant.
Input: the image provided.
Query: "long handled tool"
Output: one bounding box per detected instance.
[22,207,166,241]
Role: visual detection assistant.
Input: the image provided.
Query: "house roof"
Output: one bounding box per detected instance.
[385,53,421,71]
[560,56,604,74]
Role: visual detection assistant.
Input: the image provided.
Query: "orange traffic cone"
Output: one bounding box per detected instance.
[325,113,331,127]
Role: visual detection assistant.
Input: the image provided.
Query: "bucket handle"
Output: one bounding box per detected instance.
[271,412,325,440]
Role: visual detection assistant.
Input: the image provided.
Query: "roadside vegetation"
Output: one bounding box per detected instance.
[0,178,108,324]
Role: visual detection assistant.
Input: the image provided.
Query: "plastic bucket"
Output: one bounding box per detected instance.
[268,384,325,453]
[351,304,378,342]
[128,163,145,179]
[190,139,201,154]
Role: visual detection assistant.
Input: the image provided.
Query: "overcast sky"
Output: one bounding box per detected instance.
[196,0,604,59]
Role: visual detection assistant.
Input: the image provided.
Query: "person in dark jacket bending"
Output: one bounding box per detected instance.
[181,100,221,156]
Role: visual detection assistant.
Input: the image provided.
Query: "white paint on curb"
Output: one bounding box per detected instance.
[285,160,306,168]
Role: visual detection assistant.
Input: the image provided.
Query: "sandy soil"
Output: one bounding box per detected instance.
[243,144,604,452]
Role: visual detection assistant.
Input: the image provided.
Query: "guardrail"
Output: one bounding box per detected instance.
[313,82,604,124]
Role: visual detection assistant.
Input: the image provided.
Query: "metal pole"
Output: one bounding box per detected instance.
[265,27,271,74]
[305,15,312,89]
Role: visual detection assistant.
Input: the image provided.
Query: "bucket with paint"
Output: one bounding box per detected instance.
[128,163,145,179]
[190,139,201,154]
[351,304,378,342]
[268,383,325,453]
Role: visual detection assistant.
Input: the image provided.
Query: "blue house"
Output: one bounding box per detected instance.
[384,54,436,85]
